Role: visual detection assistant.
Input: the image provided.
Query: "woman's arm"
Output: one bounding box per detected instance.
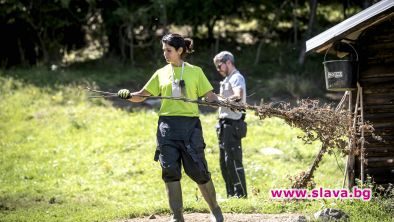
[129,89,151,102]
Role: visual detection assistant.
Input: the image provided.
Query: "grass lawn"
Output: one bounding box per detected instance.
[0,74,393,222]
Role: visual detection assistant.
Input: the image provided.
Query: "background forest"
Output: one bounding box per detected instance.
[0,0,380,101]
[2,1,394,222]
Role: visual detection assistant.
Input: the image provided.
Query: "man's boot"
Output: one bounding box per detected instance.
[198,180,224,222]
[165,181,184,222]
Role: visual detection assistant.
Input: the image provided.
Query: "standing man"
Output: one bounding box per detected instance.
[213,51,247,198]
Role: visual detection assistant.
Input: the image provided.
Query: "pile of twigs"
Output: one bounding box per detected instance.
[255,100,353,188]
[87,88,357,188]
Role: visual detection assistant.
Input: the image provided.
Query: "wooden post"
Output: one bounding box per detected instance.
[359,83,365,184]
[343,91,353,188]
[347,88,360,189]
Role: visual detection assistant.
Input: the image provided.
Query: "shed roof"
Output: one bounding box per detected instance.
[306,0,394,53]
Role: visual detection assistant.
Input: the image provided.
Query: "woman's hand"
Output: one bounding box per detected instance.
[126,89,151,102]
[117,89,131,99]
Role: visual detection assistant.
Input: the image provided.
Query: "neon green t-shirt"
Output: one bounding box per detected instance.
[143,62,213,117]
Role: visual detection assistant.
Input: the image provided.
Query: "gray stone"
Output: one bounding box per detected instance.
[314,208,349,221]
[286,215,308,222]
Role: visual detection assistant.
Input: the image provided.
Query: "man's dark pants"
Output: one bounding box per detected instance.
[217,118,247,197]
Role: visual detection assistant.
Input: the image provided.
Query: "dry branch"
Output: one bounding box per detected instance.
[87,88,369,188]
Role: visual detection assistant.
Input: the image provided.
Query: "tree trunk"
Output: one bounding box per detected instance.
[38,30,50,65]
[214,22,221,54]
[293,0,298,45]
[343,0,348,19]
[298,0,317,66]
[254,40,264,66]
[127,23,135,66]
[119,24,126,62]
[17,38,27,66]
[161,0,168,34]
[207,21,215,42]
[214,36,220,54]
[254,0,291,66]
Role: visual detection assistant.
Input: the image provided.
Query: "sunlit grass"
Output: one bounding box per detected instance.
[0,76,392,222]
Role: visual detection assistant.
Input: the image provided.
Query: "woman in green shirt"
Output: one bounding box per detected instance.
[118,33,223,222]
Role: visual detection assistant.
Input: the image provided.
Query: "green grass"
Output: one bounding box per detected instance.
[0,74,393,222]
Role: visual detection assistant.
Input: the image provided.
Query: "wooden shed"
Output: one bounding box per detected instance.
[306,0,394,188]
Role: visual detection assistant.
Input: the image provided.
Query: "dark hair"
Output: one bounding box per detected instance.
[162,33,193,58]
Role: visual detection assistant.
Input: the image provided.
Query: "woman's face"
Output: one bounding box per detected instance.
[162,43,183,65]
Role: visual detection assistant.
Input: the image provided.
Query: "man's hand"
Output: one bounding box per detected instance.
[218,96,240,103]
[203,91,219,102]
[218,97,229,103]
[117,89,131,99]
[229,96,241,102]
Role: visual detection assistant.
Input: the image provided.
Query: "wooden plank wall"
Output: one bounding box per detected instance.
[356,17,394,186]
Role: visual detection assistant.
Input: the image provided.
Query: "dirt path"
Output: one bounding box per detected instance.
[118,213,306,222]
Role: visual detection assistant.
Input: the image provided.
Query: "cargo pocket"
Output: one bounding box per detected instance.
[188,128,208,172]
[234,120,247,139]
[231,145,243,161]
[190,128,206,151]
[154,145,161,161]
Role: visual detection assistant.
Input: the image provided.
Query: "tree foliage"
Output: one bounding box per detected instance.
[0,0,92,66]
[0,0,377,67]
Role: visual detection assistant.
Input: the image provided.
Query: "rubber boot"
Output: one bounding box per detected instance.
[165,181,184,222]
[198,180,224,222]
